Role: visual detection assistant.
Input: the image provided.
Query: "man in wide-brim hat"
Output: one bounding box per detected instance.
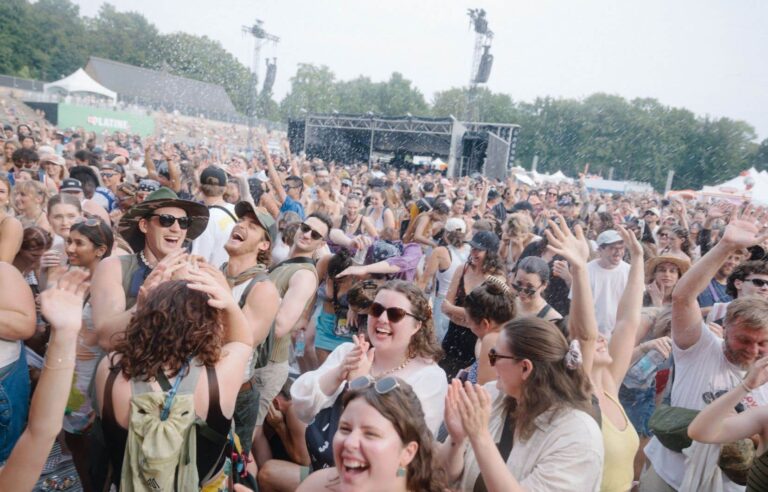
[90,187,209,350]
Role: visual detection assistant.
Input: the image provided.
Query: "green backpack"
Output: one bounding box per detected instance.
[120,364,206,491]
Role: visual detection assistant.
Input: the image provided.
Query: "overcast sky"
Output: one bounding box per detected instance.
[72,0,768,140]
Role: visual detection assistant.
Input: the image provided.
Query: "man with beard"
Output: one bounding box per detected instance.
[91,188,209,350]
[640,211,768,492]
[223,201,280,457]
[586,229,630,336]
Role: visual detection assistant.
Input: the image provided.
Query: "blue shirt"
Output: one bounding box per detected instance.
[280,195,305,220]
[697,279,731,308]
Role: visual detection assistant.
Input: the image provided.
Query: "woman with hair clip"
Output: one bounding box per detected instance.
[512,256,563,323]
[418,217,470,343]
[441,316,603,491]
[440,230,505,379]
[61,218,114,492]
[546,217,642,492]
[94,264,253,491]
[462,276,517,385]
[296,377,449,492]
[0,174,23,262]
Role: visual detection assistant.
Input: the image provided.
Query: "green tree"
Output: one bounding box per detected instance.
[279,64,340,118]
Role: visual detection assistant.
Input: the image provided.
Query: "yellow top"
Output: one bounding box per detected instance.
[600,391,640,492]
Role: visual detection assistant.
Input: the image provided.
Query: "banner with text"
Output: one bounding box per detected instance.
[57,104,155,136]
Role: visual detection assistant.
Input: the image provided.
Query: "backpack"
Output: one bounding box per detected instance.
[120,363,228,492]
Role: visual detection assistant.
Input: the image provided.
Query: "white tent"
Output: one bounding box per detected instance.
[44,68,117,102]
[700,167,768,205]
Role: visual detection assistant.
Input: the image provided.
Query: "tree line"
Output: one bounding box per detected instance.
[1,0,766,189]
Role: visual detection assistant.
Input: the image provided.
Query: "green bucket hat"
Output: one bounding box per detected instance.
[234,201,277,243]
[118,187,209,252]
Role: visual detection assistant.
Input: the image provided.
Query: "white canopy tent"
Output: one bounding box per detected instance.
[44,68,117,102]
[700,167,768,205]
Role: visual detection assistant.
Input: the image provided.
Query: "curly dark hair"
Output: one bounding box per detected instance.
[339,379,449,492]
[376,280,443,362]
[727,260,768,298]
[111,280,223,381]
[481,248,505,276]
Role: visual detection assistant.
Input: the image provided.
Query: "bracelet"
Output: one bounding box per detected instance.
[44,355,76,370]
[741,380,755,393]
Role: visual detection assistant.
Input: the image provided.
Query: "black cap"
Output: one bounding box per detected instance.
[468,230,500,252]
[60,178,83,192]
[200,166,227,186]
[511,201,533,213]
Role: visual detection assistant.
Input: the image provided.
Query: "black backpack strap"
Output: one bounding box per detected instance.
[267,257,315,274]
[208,205,237,223]
[473,410,515,492]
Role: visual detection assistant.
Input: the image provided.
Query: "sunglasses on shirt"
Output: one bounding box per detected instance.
[369,302,424,323]
[149,214,191,229]
[348,375,401,394]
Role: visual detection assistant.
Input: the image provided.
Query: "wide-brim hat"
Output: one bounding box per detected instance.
[645,255,691,282]
[118,187,209,252]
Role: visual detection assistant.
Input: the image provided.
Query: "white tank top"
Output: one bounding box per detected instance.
[435,245,470,297]
[0,340,21,369]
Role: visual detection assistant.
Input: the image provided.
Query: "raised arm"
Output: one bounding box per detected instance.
[263,140,286,204]
[672,205,767,350]
[689,355,768,445]
[545,215,596,373]
[607,226,645,385]
[274,269,318,338]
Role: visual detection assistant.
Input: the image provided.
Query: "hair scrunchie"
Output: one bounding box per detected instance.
[564,339,582,370]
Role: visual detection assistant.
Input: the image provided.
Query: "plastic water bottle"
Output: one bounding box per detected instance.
[623,349,666,389]
[295,329,306,357]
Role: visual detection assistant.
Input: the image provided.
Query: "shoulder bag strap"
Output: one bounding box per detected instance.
[208,204,237,223]
[473,411,515,492]
[267,256,315,274]
[239,272,269,309]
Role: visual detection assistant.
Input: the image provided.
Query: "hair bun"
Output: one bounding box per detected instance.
[485,275,510,295]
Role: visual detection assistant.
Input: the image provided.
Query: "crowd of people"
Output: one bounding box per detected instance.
[2,114,768,492]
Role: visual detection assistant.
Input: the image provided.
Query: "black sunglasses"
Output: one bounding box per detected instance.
[488,348,520,367]
[369,302,423,323]
[149,214,191,230]
[299,222,323,241]
[747,278,768,288]
[511,283,539,296]
[348,375,400,394]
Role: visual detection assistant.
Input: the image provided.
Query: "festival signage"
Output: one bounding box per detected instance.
[57,104,155,136]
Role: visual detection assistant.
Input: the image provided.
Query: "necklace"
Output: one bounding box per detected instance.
[372,356,411,378]
[139,250,156,269]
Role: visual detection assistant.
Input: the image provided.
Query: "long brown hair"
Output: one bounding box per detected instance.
[111,280,223,381]
[341,379,448,492]
[503,317,592,439]
[378,280,442,362]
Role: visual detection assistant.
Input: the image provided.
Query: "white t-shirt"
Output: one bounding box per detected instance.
[586,259,630,336]
[191,203,236,268]
[645,324,768,491]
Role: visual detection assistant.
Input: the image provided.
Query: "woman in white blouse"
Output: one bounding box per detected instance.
[441,316,604,492]
[291,279,447,435]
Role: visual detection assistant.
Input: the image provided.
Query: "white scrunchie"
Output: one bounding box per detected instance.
[564,339,583,370]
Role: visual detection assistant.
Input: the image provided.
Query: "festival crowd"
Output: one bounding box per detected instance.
[2,114,768,492]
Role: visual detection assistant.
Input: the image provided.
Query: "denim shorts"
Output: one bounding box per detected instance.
[618,383,656,438]
[0,345,30,464]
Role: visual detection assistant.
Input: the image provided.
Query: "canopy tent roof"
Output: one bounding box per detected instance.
[700,167,768,205]
[44,68,117,102]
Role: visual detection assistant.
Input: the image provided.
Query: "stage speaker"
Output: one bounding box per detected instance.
[461,131,488,177]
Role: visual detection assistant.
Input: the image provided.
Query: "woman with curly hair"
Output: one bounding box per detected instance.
[94,266,252,491]
[439,230,505,379]
[297,377,449,492]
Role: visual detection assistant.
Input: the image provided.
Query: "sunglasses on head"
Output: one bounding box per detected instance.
[348,375,401,394]
[369,302,423,323]
[747,278,768,288]
[511,283,539,296]
[488,348,520,367]
[299,222,323,240]
[149,214,191,229]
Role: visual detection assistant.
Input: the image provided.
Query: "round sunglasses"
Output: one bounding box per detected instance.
[149,214,192,230]
[369,302,423,323]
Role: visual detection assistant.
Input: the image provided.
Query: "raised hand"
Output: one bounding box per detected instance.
[743,355,768,391]
[617,225,643,260]
[186,267,237,311]
[444,379,468,444]
[707,201,731,221]
[40,269,90,334]
[136,250,188,307]
[544,212,589,265]
[720,204,768,250]
[345,334,374,381]
[453,380,492,440]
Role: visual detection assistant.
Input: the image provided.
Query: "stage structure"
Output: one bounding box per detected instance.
[288,113,520,180]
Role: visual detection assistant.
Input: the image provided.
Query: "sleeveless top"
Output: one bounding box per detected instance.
[268,260,318,363]
[101,363,231,489]
[600,392,639,492]
[368,207,389,231]
[340,214,363,236]
[435,245,470,297]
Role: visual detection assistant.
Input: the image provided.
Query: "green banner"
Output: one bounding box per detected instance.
[57,104,155,136]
